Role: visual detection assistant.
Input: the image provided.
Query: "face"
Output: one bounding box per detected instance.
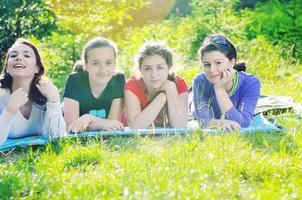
[86,47,116,85]
[140,54,169,91]
[202,51,235,84]
[6,43,39,79]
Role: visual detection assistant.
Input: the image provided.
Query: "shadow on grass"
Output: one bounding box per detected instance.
[241,132,297,153]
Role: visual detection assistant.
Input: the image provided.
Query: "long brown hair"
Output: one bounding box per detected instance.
[0,38,47,105]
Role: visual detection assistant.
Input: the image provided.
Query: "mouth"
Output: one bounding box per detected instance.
[210,74,220,79]
[96,74,108,77]
[13,64,25,69]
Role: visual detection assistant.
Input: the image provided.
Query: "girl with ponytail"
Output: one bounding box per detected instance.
[63,37,125,133]
[191,34,261,130]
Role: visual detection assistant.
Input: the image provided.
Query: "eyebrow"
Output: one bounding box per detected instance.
[10,50,34,55]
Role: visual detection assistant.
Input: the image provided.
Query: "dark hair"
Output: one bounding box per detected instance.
[136,41,177,84]
[136,41,173,69]
[198,34,246,72]
[0,38,47,105]
[73,37,117,72]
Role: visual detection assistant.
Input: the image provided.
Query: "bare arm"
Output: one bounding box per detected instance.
[163,81,188,128]
[107,98,124,121]
[63,97,80,129]
[88,98,124,131]
[125,90,166,129]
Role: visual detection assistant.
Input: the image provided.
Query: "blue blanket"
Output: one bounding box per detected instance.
[0,114,284,152]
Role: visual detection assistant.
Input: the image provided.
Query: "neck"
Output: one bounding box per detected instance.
[89,79,107,95]
[145,84,158,100]
[12,77,32,93]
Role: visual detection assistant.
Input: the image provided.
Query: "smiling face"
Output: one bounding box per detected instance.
[6,43,39,79]
[86,47,116,85]
[140,54,169,92]
[202,51,235,84]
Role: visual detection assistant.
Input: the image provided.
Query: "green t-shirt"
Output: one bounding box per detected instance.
[64,71,125,118]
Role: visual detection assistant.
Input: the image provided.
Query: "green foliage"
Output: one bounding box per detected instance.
[45,0,148,40]
[32,32,85,92]
[0,0,57,69]
[244,0,302,58]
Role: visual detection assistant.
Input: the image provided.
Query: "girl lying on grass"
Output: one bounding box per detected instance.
[64,37,125,133]
[0,38,66,145]
[125,41,188,129]
[190,34,261,131]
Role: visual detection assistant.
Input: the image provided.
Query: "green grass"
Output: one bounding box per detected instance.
[1,123,302,199]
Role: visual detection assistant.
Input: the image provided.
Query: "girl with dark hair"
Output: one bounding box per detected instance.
[63,37,125,132]
[125,41,188,129]
[191,34,261,131]
[0,38,66,145]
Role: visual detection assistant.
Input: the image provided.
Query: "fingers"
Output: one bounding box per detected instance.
[103,120,124,131]
[221,120,241,132]
[36,80,59,102]
[68,118,90,134]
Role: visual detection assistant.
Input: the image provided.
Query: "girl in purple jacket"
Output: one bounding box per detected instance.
[191,34,261,131]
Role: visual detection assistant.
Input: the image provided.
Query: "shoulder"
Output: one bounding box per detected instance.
[0,88,10,96]
[238,72,261,95]
[67,70,88,82]
[111,73,126,83]
[175,75,188,93]
[125,77,144,94]
[0,88,10,109]
[193,73,209,88]
[239,72,261,87]
[125,76,141,87]
[0,88,10,100]
[193,73,207,83]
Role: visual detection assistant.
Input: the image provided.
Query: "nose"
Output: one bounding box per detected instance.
[150,69,158,78]
[208,65,216,73]
[15,54,22,61]
[97,63,106,73]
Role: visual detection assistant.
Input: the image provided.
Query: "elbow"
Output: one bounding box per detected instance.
[238,118,251,128]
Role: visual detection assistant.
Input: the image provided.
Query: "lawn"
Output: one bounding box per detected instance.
[0,114,301,199]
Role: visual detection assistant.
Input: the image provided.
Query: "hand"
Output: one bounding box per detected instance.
[5,87,29,115]
[98,119,125,131]
[159,80,177,93]
[214,68,235,90]
[36,80,60,103]
[219,119,241,131]
[68,114,94,133]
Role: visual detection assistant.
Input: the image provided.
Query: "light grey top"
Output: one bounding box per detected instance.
[0,88,66,145]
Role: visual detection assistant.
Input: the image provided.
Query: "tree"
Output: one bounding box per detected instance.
[0,0,57,69]
[245,0,302,58]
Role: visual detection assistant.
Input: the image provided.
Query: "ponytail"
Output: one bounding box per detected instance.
[233,62,246,72]
[72,60,85,73]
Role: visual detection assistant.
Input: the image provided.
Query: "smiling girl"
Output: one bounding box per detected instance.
[0,38,66,145]
[191,34,261,131]
[64,37,125,133]
[125,41,188,129]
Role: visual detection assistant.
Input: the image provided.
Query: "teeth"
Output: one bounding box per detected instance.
[14,64,25,69]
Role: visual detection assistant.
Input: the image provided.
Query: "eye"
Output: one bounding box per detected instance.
[203,63,210,68]
[105,61,113,65]
[24,54,31,58]
[9,54,17,58]
[143,66,150,71]
[216,61,222,65]
[157,66,163,70]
